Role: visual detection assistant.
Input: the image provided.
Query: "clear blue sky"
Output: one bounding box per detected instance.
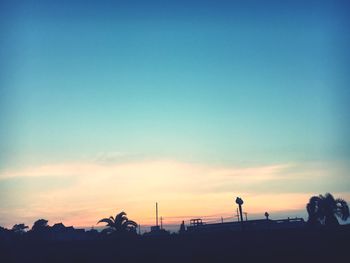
[0,0,349,227]
[1,0,350,166]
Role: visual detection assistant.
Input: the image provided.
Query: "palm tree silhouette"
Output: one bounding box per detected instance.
[306,193,349,227]
[97,211,138,234]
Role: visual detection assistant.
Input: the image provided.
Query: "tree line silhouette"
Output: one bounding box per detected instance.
[1,192,348,237]
[0,192,349,263]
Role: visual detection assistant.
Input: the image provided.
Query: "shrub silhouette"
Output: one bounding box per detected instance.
[11,224,29,234]
[31,219,49,232]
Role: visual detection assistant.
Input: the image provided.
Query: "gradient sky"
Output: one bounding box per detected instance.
[1,0,350,230]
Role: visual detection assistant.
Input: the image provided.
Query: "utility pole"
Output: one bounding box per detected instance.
[244,212,248,221]
[156,202,158,227]
[138,224,141,235]
[160,216,163,229]
[221,217,224,223]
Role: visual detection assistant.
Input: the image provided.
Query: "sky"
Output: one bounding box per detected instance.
[0,0,350,230]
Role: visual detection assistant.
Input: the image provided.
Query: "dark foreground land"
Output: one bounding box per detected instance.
[1,226,349,263]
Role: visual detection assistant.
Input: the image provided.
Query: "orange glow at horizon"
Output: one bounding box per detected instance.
[0,160,349,228]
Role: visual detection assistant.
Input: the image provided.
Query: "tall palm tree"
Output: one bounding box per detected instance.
[97,211,137,234]
[306,193,349,227]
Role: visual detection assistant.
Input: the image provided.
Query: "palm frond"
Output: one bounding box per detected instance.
[115,212,128,226]
[324,193,336,207]
[123,220,138,228]
[115,211,127,221]
[335,198,350,221]
[307,196,321,214]
[309,196,321,206]
[97,218,114,226]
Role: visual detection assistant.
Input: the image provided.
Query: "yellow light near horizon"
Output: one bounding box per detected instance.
[1,159,349,228]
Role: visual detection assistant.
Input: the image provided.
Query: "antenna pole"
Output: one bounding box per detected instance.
[156,202,159,227]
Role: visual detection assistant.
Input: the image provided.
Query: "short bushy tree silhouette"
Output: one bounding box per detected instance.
[12,224,29,234]
[31,219,49,232]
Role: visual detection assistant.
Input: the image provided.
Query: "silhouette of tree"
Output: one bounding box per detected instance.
[97,211,137,234]
[31,219,49,232]
[306,193,349,227]
[12,224,29,234]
